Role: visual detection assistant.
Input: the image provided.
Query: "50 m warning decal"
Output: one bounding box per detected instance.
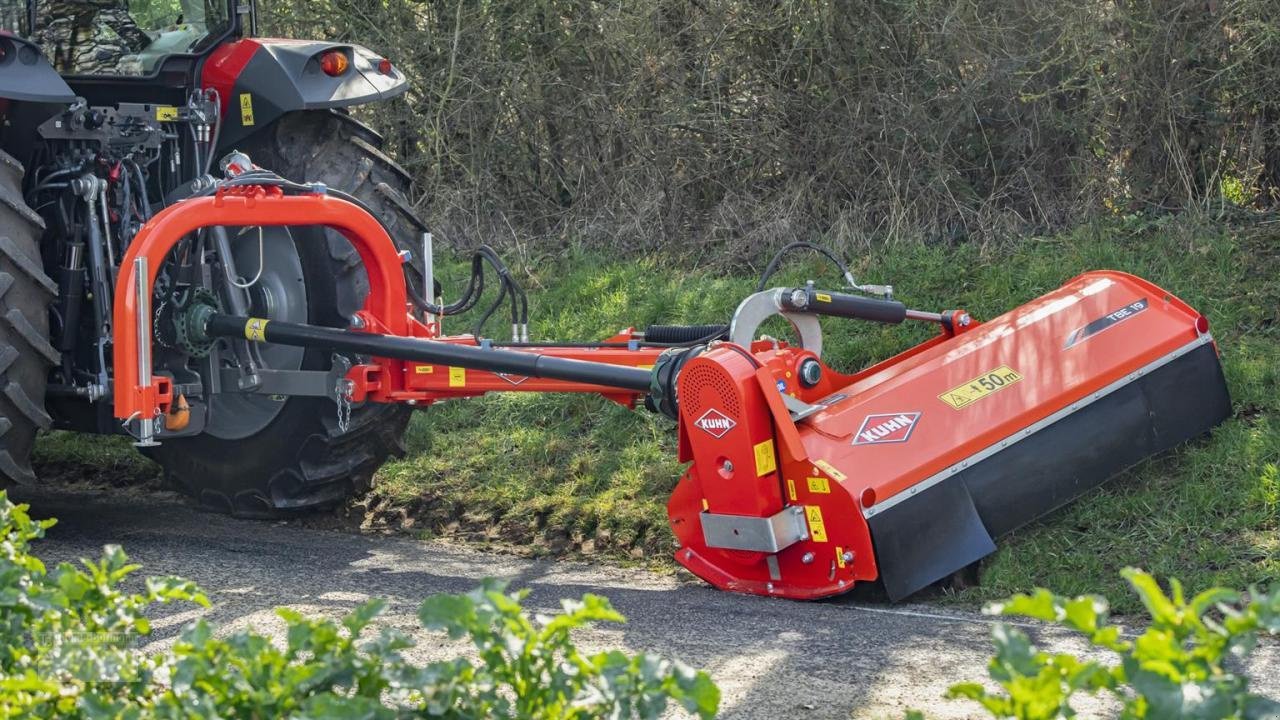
[1064,297,1148,349]
[939,365,1023,410]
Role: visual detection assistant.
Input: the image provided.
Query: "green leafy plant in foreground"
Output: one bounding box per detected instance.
[0,491,718,718]
[0,491,209,718]
[916,569,1280,719]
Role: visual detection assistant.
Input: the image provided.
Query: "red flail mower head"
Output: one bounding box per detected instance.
[667,273,1228,600]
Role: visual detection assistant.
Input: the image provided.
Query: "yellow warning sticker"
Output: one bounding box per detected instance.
[786,478,797,502]
[414,365,434,374]
[805,506,828,542]
[753,439,777,477]
[448,367,466,387]
[814,459,846,483]
[806,477,830,494]
[243,318,268,342]
[239,93,255,126]
[836,545,846,568]
[939,365,1023,410]
[815,292,832,303]
[155,105,179,122]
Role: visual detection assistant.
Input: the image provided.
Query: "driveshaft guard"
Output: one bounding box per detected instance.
[669,270,1231,601]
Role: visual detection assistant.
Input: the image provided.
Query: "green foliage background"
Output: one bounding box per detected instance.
[257,0,1280,253]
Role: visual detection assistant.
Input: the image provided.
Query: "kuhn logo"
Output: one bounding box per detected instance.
[853,412,921,445]
[694,408,737,438]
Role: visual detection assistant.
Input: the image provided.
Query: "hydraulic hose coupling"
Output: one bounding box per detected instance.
[219,150,256,177]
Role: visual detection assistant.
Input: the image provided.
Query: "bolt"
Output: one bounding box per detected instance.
[837,579,846,588]
[841,551,854,563]
[407,399,418,406]
[801,552,815,564]
[684,550,693,560]
[766,582,775,592]
[350,314,366,329]
[959,313,972,327]
[722,460,734,473]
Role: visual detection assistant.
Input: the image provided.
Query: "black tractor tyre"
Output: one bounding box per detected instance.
[148,111,425,518]
[0,151,56,487]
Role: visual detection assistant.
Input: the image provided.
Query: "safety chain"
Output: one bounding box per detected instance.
[335,378,354,433]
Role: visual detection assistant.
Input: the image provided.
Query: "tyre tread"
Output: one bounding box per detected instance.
[0,150,55,487]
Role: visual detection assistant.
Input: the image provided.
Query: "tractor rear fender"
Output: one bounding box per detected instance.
[0,34,75,103]
[201,38,407,146]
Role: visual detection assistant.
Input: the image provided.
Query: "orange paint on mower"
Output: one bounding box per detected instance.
[115,186,1231,601]
[667,273,1229,599]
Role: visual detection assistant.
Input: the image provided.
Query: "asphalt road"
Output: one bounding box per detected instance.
[12,485,1279,719]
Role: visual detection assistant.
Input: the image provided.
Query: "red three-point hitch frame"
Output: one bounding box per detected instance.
[112,185,665,440]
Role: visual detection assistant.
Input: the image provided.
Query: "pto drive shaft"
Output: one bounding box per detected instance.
[201,314,655,392]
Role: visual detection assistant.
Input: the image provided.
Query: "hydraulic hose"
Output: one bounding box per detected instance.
[188,169,530,332]
[756,241,855,292]
[641,324,727,344]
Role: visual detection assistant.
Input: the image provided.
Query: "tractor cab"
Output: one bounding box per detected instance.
[2,0,241,77]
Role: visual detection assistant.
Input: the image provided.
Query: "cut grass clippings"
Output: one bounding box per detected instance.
[34,216,1280,612]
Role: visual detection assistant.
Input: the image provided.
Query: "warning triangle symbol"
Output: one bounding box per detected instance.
[948,393,970,407]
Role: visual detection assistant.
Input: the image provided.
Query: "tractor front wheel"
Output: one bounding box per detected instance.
[148,112,424,517]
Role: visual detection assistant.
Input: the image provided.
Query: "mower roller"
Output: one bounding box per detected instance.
[112,177,1231,602]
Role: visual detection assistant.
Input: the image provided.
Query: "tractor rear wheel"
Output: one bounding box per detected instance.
[0,151,55,488]
[147,111,424,517]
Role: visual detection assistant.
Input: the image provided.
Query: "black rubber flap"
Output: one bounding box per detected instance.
[868,478,996,601]
[869,342,1231,600]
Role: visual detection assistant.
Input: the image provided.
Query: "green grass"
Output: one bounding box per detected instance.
[35,216,1280,611]
[375,216,1279,610]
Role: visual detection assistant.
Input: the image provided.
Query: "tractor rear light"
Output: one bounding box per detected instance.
[320,51,349,77]
[377,58,393,75]
[1195,315,1210,335]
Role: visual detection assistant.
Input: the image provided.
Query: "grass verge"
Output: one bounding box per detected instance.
[35,216,1279,612]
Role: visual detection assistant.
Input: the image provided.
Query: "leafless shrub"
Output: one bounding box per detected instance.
[259,0,1280,259]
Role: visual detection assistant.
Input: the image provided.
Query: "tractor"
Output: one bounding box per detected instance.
[0,0,426,517]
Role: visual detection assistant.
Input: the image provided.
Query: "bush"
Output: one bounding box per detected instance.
[259,0,1280,253]
[0,491,719,718]
[913,569,1280,719]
